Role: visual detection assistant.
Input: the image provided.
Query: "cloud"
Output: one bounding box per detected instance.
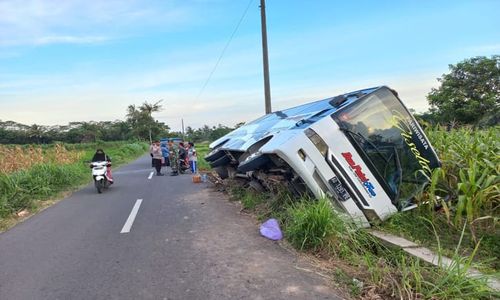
[33,35,110,45]
[0,0,190,46]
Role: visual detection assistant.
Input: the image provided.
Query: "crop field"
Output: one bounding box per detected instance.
[0,144,84,173]
[425,126,499,228]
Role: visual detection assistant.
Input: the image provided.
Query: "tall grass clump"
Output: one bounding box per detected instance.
[0,163,88,217]
[284,198,336,251]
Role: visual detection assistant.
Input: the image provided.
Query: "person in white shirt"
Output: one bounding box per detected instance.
[187,142,197,173]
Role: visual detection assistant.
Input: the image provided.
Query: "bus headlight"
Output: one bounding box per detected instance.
[305,128,328,157]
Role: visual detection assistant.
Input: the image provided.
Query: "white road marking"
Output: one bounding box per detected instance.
[120,199,143,233]
[148,171,154,179]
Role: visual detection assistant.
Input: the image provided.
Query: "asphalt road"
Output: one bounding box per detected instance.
[0,155,345,300]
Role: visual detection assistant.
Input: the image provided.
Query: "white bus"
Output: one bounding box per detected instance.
[205,86,440,227]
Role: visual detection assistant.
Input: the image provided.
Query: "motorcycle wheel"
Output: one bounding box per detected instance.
[95,180,103,194]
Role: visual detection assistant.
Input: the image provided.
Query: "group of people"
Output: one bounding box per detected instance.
[150,139,197,176]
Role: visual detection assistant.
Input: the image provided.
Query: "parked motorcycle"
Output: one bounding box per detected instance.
[90,161,113,193]
[178,158,190,174]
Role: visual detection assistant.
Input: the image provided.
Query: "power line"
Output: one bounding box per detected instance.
[195,0,254,100]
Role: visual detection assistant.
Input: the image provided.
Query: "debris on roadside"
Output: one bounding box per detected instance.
[192,174,201,183]
[16,210,29,218]
[260,218,283,241]
[205,171,225,192]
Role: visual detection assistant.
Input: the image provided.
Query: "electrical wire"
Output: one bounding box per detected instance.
[195,0,254,100]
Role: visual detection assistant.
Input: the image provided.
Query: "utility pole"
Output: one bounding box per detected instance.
[181,118,185,141]
[260,0,272,114]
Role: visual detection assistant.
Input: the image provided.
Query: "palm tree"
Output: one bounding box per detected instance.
[139,100,163,143]
[28,124,45,144]
[126,100,163,142]
[139,100,163,115]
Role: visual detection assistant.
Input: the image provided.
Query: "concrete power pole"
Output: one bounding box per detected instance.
[181,118,185,141]
[260,0,272,114]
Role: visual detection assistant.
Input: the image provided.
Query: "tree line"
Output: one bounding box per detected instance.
[0,101,240,144]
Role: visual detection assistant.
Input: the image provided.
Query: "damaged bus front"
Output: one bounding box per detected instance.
[205,86,440,227]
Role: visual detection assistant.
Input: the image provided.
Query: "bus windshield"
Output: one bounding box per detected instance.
[332,87,440,209]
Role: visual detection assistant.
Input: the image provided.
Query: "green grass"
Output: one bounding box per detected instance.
[284,198,336,251]
[194,142,210,171]
[0,163,89,217]
[240,190,266,210]
[0,141,148,221]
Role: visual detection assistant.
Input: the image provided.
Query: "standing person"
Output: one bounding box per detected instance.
[178,142,188,172]
[160,141,170,171]
[187,142,197,173]
[151,141,164,176]
[168,140,179,176]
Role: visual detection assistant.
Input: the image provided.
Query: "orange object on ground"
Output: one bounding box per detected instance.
[192,174,201,183]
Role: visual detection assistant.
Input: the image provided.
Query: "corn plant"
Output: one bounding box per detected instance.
[424,126,499,237]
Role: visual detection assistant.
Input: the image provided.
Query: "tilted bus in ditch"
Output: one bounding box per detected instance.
[205,86,441,227]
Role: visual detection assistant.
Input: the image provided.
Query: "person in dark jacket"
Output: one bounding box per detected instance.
[178,142,189,172]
